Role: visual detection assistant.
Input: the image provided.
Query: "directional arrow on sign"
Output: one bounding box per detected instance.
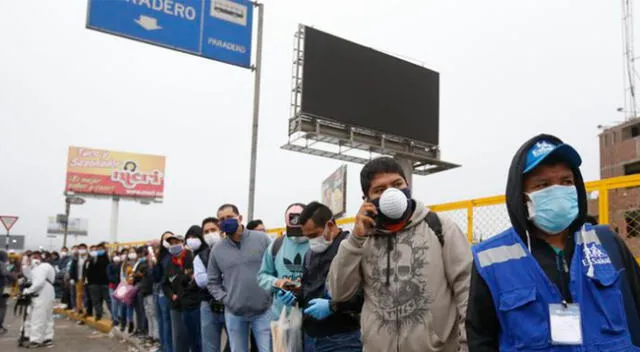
[135,15,162,31]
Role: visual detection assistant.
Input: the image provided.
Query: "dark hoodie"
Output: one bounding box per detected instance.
[466,134,640,351]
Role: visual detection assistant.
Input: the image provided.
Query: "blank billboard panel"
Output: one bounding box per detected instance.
[301,26,439,145]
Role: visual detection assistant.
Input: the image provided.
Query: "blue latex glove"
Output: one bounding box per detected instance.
[303,298,333,320]
[276,289,297,307]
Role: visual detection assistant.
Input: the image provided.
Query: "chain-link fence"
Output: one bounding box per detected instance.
[113,174,640,257]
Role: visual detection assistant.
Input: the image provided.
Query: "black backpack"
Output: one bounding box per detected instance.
[425,212,445,246]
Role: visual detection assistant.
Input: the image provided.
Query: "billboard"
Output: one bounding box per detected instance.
[300,26,439,145]
[47,217,89,236]
[66,147,166,199]
[321,165,347,218]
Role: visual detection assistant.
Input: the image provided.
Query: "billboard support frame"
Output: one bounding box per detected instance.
[282,25,459,176]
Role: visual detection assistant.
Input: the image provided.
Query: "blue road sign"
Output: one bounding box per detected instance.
[87,0,253,68]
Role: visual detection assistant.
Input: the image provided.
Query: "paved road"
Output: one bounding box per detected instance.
[0,302,135,352]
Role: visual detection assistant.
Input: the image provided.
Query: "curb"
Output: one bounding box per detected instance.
[54,308,153,351]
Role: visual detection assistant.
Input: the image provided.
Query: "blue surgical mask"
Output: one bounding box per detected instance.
[97,250,105,256]
[168,244,184,256]
[221,218,240,235]
[527,185,579,235]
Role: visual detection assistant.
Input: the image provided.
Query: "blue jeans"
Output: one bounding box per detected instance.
[200,301,227,352]
[158,294,173,352]
[182,308,202,352]
[120,303,134,323]
[224,310,272,352]
[109,288,121,324]
[304,331,362,352]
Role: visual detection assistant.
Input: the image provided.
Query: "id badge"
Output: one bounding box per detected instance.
[549,303,582,345]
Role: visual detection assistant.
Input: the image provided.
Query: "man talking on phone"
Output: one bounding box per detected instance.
[328,157,472,352]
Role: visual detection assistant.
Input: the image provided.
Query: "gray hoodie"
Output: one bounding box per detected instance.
[207,228,272,316]
[328,201,472,352]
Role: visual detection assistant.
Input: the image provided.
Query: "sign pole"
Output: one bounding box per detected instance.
[63,198,71,248]
[247,2,264,221]
[0,216,19,251]
[110,196,120,244]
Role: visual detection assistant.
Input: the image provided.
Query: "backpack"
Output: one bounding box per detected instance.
[425,212,444,246]
[271,211,445,257]
[271,235,286,258]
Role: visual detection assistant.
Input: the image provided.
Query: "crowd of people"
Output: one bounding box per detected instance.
[3,134,640,352]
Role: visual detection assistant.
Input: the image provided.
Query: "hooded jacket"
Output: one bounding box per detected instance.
[466,134,640,351]
[328,200,472,352]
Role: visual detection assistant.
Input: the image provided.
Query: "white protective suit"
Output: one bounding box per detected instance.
[23,262,56,344]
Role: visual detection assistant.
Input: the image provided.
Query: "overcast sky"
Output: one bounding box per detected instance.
[0,0,626,250]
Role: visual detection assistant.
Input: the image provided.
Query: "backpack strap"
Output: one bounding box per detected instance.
[424,212,444,246]
[271,235,285,258]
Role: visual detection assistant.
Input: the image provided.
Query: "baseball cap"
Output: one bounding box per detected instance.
[165,233,184,242]
[524,140,582,173]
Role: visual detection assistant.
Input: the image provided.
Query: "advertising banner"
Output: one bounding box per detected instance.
[321,164,347,218]
[47,217,89,236]
[65,147,166,199]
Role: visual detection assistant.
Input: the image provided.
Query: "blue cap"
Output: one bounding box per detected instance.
[524,140,582,173]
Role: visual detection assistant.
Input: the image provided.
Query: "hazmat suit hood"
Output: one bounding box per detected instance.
[505,134,587,241]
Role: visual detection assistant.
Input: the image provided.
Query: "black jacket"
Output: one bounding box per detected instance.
[86,255,110,285]
[299,231,363,338]
[162,251,202,311]
[466,134,640,351]
[133,260,153,296]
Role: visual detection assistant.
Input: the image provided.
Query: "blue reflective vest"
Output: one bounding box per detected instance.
[472,224,638,351]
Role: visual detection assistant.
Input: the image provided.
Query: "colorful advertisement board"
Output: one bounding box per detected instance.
[321,164,347,218]
[65,147,166,199]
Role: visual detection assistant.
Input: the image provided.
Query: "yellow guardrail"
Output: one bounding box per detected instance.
[109,174,640,253]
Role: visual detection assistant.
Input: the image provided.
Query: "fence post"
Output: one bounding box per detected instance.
[467,201,474,243]
[598,185,609,225]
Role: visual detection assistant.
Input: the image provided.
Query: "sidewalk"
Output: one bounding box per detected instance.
[54,308,158,352]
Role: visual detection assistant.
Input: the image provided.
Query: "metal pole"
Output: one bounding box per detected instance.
[5,231,9,251]
[247,2,264,221]
[63,198,71,248]
[395,157,414,188]
[110,197,120,244]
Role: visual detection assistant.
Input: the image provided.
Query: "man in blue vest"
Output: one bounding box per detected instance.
[466,134,640,351]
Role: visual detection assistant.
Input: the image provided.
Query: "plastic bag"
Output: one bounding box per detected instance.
[271,306,303,352]
[112,282,139,305]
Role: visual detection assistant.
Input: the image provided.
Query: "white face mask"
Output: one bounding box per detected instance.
[31,259,41,266]
[204,232,221,247]
[128,253,137,261]
[79,249,88,256]
[60,252,68,258]
[186,238,202,251]
[308,228,332,253]
[113,256,122,264]
[90,251,98,258]
[120,254,127,262]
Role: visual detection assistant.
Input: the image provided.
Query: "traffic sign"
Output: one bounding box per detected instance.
[66,196,86,205]
[0,216,18,232]
[86,0,254,68]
